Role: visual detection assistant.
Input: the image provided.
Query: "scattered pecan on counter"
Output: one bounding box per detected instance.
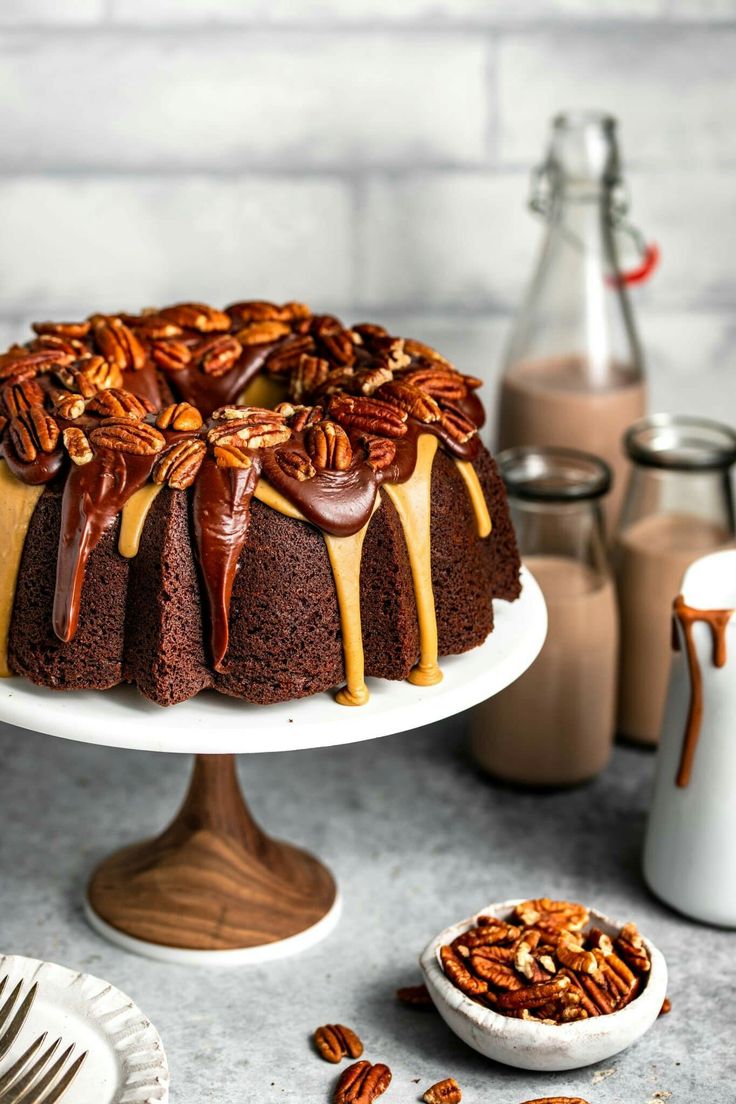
[314,1024,364,1064]
[423,1076,462,1103]
[439,898,651,1024]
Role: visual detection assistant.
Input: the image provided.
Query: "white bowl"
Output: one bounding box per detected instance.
[419,898,667,1072]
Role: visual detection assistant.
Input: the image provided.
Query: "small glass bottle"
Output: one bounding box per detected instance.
[496,111,652,532]
[471,447,618,787]
[615,414,736,746]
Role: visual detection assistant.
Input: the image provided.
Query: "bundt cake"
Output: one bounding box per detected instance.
[0,301,521,707]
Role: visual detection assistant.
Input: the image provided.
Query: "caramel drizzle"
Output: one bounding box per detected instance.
[118,484,163,558]
[384,434,443,687]
[192,457,259,672]
[54,449,157,642]
[454,458,492,538]
[0,461,44,676]
[672,593,733,787]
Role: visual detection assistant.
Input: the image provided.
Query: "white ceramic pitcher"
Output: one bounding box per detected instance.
[643,548,736,927]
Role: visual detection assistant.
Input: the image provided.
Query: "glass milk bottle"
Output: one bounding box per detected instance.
[615,415,736,746]
[471,447,618,787]
[496,111,653,531]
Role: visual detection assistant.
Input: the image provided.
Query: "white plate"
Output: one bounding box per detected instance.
[0,955,169,1104]
[0,566,546,756]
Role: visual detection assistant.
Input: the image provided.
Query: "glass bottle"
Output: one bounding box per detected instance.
[615,414,736,746]
[496,111,652,532]
[471,447,618,787]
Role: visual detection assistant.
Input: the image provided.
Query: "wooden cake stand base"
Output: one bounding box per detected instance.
[85,754,340,965]
[0,569,546,966]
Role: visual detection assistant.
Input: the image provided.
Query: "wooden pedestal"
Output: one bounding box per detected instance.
[87,755,338,953]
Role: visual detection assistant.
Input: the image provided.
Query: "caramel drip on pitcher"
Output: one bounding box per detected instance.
[672,593,733,788]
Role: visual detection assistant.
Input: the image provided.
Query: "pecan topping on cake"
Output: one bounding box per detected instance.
[208,407,291,450]
[86,388,153,420]
[89,418,166,456]
[93,317,146,372]
[236,320,291,346]
[62,427,93,466]
[159,302,231,333]
[9,405,60,461]
[276,448,316,482]
[192,335,243,377]
[156,402,203,432]
[213,442,253,469]
[2,379,44,417]
[328,394,407,438]
[153,438,206,489]
[149,337,192,372]
[305,421,352,471]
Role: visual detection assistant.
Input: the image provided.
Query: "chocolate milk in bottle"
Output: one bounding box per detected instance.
[471,448,618,787]
[615,415,736,746]
[497,113,651,531]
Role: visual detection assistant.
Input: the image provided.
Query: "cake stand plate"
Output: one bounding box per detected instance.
[0,567,546,965]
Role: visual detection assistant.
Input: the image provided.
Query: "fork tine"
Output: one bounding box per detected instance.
[8,1043,72,1104]
[0,983,23,1035]
[0,1038,61,1104]
[33,1052,87,1104]
[0,1034,47,1093]
[0,985,37,1061]
[0,978,7,1003]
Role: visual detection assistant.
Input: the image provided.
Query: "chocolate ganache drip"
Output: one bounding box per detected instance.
[0,301,488,677]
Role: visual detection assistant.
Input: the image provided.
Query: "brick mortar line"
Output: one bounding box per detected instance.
[1,19,736,37]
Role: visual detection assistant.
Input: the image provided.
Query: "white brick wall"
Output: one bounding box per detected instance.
[0,0,732,417]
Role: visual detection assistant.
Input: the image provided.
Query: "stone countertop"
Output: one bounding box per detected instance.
[0,714,732,1103]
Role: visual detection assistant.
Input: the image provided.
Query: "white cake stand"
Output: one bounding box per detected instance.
[0,567,546,966]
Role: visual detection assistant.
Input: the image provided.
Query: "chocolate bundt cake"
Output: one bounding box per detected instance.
[0,301,521,707]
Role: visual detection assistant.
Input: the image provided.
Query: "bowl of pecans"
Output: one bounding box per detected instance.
[420,897,667,1071]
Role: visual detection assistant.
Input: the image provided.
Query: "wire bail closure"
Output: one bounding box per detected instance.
[528,162,659,286]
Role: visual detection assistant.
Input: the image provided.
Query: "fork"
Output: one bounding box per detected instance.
[0,977,87,1104]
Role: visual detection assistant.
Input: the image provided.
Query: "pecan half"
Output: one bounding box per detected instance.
[53,391,87,420]
[404,337,454,370]
[291,354,330,401]
[30,333,86,360]
[150,337,192,372]
[401,366,477,401]
[423,1078,461,1104]
[439,402,478,445]
[93,317,146,372]
[328,393,407,438]
[469,957,523,990]
[615,923,650,974]
[556,933,596,975]
[9,405,60,461]
[439,945,487,998]
[214,443,252,469]
[32,320,91,339]
[62,426,93,466]
[153,438,206,489]
[334,1061,391,1104]
[2,379,44,417]
[305,421,352,471]
[227,299,310,324]
[317,327,356,366]
[396,984,434,1010]
[192,335,243,377]
[156,402,203,432]
[314,1024,363,1064]
[86,388,152,420]
[236,320,291,346]
[0,349,65,382]
[350,363,393,396]
[276,448,316,482]
[208,408,291,450]
[495,976,570,1011]
[129,315,183,339]
[360,434,396,472]
[159,302,231,333]
[520,1098,590,1103]
[377,380,441,423]
[514,900,589,932]
[0,414,7,436]
[89,418,165,456]
[58,355,123,396]
[275,402,325,432]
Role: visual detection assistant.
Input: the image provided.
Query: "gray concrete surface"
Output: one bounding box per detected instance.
[0,714,732,1102]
